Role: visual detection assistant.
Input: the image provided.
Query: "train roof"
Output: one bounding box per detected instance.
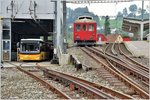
[75,16,96,23]
[78,16,93,20]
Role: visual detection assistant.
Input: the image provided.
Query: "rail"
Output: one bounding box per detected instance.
[36,64,133,99]
[118,43,149,72]
[8,62,71,99]
[80,47,149,99]
[94,46,149,83]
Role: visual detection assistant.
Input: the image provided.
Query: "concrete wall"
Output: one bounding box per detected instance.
[0,0,55,19]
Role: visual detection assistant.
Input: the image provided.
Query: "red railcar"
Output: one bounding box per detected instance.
[74,16,98,45]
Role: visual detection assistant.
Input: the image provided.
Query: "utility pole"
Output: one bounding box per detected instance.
[0,17,2,67]
[63,1,67,53]
[141,0,144,21]
[140,0,144,40]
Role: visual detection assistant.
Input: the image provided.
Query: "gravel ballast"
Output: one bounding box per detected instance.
[1,68,58,99]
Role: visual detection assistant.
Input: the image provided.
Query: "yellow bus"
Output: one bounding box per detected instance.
[18,39,52,61]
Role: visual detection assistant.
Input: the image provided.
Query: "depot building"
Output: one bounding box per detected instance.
[0,0,66,62]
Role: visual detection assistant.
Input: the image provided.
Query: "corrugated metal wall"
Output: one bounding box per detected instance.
[0,0,55,19]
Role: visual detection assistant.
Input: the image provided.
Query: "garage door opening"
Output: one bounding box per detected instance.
[11,19,54,61]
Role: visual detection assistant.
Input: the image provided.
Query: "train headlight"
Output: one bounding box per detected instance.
[75,33,78,36]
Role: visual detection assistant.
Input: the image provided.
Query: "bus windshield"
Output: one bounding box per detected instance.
[20,43,40,53]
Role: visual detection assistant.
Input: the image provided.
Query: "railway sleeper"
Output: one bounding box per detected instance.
[103,75,114,78]
[125,89,137,95]
[106,77,119,81]
[109,56,148,81]
[115,85,128,90]
[111,80,123,83]
[113,82,125,86]
[120,68,149,85]
[100,73,112,75]
[131,73,149,84]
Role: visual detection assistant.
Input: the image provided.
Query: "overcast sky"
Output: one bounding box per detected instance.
[67,1,150,16]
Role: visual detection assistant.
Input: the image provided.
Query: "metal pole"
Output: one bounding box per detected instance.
[56,0,61,50]
[0,17,2,67]
[140,23,144,40]
[141,0,144,40]
[141,0,144,21]
[63,1,67,53]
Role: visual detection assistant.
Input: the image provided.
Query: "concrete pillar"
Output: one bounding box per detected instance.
[51,0,63,64]
[140,23,144,40]
[51,0,69,65]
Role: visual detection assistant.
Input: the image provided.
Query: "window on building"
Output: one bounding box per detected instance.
[3,41,10,50]
[3,30,10,39]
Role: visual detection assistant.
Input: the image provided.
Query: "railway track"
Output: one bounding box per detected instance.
[8,62,133,99]
[100,44,149,88]
[106,43,149,89]
[118,43,149,71]
[118,43,149,67]
[9,62,70,99]
[80,46,149,99]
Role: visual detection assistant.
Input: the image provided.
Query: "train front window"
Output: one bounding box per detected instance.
[21,43,40,53]
[89,24,94,31]
[76,24,81,31]
[83,24,87,31]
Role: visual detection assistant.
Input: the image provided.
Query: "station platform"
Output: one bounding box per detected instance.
[124,41,149,58]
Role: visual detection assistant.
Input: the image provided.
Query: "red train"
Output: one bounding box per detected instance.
[74,16,98,45]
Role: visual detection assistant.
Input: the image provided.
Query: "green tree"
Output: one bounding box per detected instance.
[122,8,128,17]
[129,4,138,17]
[129,4,138,13]
[117,11,123,20]
[104,16,110,35]
[66,7,101,34]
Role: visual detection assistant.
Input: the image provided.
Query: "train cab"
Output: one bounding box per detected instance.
[74,16,98,45]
